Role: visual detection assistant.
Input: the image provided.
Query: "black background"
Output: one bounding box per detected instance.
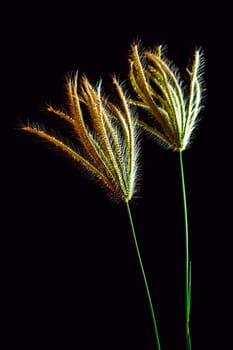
[4,2,230,349]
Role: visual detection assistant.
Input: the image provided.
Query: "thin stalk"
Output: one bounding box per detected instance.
[179,151,192,350]
[125,201,161,350]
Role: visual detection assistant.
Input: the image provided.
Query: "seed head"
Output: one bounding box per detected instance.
[129,44,205,151]
[22,74,140,202]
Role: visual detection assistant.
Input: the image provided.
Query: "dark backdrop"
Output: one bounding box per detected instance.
[4,2,229,349]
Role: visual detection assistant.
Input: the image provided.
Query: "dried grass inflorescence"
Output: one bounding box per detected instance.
[22,74,140,202]
[129,44,205,151]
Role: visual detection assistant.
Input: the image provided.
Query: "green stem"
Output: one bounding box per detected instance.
[179,151,192,350]
[125,201,161,350]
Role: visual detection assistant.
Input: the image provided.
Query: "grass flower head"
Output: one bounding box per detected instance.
[22,74,140,203]
[129,44,205,151]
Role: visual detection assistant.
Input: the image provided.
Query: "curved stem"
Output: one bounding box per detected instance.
[125,201,161,350]
[179,151,192,350]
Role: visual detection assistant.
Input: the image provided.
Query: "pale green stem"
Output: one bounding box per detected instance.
[179,151,192,350]
[125,201,161,350]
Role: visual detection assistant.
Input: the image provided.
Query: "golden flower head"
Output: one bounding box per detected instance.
[22,73,140,203]
[129,43,205,151]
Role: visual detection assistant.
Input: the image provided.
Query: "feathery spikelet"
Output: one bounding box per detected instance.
[129,44,205,151]
[21,74,140,202]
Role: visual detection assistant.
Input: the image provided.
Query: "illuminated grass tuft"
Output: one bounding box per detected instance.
[22,74,140,203]
[129,44,205,151]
